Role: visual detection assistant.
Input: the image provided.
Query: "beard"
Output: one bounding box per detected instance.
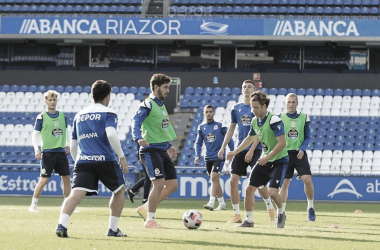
[158,88,166,101]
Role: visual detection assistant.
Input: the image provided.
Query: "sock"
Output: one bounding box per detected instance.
[263,198,274,210]
[31,198,38,207]
[109,216,119,231]
[58,213,70,228]
[307,199,314,209]
[278,205,285,214]
[246,211,253,223]
[283,203,286,211]
[147,212,156,221]
[217,197,225,206]
[232,204,240,215]
[209,196,216,207]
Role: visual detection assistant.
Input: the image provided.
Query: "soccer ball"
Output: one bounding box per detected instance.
[182,209,203,229]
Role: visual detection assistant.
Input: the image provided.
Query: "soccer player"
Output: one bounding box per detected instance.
[227,90,288,228]
[56,80,128,238]
[218,80,276,224]
[279,93,316,221]
[29,90,71,213]
[133,73,178,229]
[194,105,234,211]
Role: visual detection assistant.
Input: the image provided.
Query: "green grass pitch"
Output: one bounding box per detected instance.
[0,196,379,250]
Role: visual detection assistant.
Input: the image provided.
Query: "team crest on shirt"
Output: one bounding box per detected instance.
[155,168,163,176]
[288,128,299,139]
[291,122,296,128]
[206,133,216,142]
[262,142,268,152]
[240,114,252,126]
[162,118,169,130]
[52,122,63,137]
[214,125,218,130]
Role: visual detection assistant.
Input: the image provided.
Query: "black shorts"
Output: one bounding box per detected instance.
[40,152,70,178]
[206,159,224,176]
[72,161,125,196]
[230,150,262,177]
[249,161,287,189]
[285,151,311,179]
[139,149,177,181]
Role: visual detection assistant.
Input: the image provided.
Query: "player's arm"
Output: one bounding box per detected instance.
[222,126,234,152]
[32,114,43,160]
[70,117,78,160]
[297,114,311,159]
[226,134,256,161]
[245,137,259,163]
[64,114,70,155]
[132,100,150,147]
[194,126,204,165]
[106,114,128,174]
[218,123,236,159]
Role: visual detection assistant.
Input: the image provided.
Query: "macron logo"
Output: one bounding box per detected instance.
[79,155,105,161]
[328,179,363,199]
[273,21,359,37]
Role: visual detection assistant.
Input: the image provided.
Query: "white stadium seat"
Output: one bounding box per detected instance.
[71,93,79,99]
[363,151,374,160]
[125,93,135,100]
[322,150,333,159]
[342,150,353,159]
[353,150,363,159]
[312,150,322,159]
[332,150,343,159]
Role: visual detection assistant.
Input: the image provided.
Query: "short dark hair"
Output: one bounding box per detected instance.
[91,80,112,103]
[203,105,214,111]
[150,74,172,91]
[243,79,255,85]
[251,90,270,107]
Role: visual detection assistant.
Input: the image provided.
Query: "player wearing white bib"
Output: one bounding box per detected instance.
[56,80,128,238]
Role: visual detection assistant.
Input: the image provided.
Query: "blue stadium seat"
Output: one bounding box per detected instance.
[55,85,64,92]
[316,0,324,4]
[278,6,287,13]
[10,85,19,92]
[344,142,354,151]
[333,88,343,96]
[306,88,315,96]
[64,86,73,93]
[100,5,109,12]
[28,85,37,93]
[135,93,144,101]
[325,88,333,96]
[287,88,296,94]
[333,6,342,13]
[334,0,342,4]
[278,88,287,95]
[296,88,305,96]
[73,86,82,93]
[362,89,371,96]
[220,87,231,95]
[353,89,362,96]
[194,87,203,94]
[361,6,369,14]
[342,6,351,14]
[137,87,147,94]
[372,89,380,96]
[73,5,82,12]
[46,85,55,91]
[288,6,296,13]
[269,88,278,95]
[351,6,360,13]
[306,6,314,14]
[370,0,378,4]
[229,87,239,95]
[20,4,29,12]
[296,6,305,13]
[324,6,333,13]
[269,6,278,13]
[128,86,137,94]
[352,0,360,4]
[315,88,324,96]
[369,6,378,14]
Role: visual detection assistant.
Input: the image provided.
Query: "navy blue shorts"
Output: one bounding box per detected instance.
[40,152,70,178]
[285,151,311,179]
[230,150,262,177]
[206,159,224,176]
[139,149,177,181]
[72,161,125,196]
[248,161,287,189]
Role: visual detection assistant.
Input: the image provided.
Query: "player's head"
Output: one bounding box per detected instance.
[242,80,256,98]
[203,105,215,122]
[150,73,172,101]
[250,90,270,118]
[285,93,298,114]
[91,80,112,106]
[44,90,59,111]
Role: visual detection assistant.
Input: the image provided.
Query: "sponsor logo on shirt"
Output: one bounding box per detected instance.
[79,114,101,122]
[205,133,216,142]
[162,118,169,130]
[52,122,63,137]
[240,114,252,126]
[288,129,299,139]
[79,132,98,140]
[79,155,106,161]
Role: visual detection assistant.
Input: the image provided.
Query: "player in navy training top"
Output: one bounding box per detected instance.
[195,105,234,211]
[56,80,128,238]
[218,80,276,224]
